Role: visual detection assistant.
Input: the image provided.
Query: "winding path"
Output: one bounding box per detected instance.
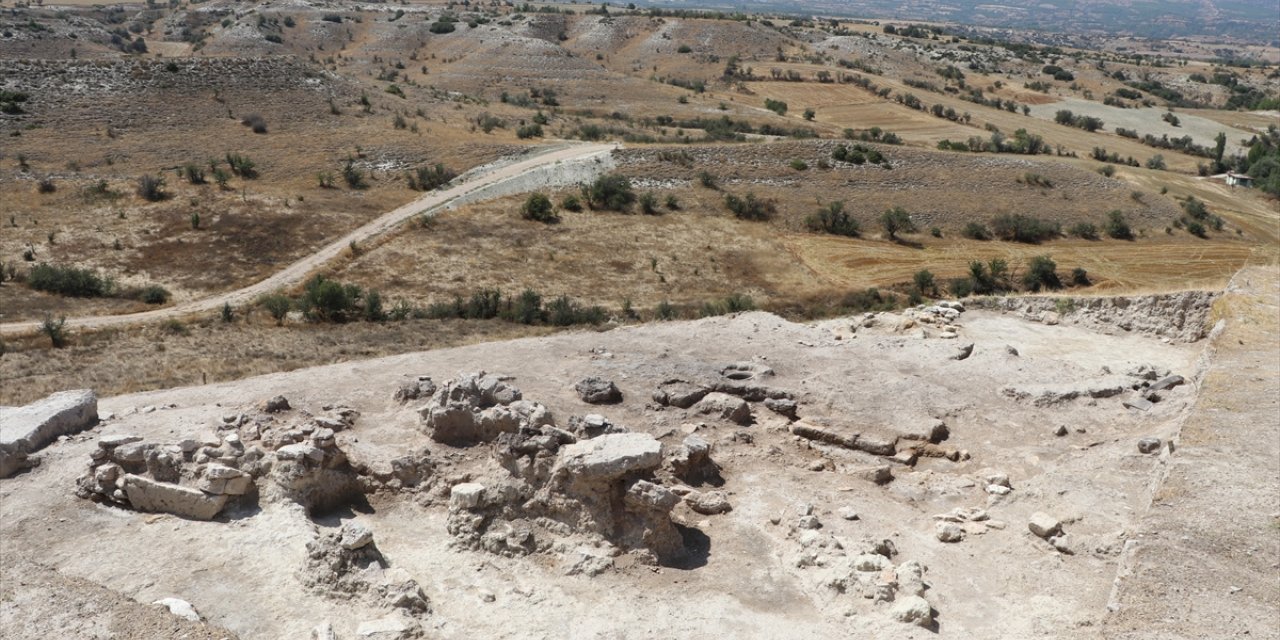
[1,142,617,336]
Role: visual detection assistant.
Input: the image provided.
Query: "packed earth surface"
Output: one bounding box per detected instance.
[2,266,1275,640]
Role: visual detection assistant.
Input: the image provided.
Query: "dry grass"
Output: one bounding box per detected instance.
[0,315,565,405]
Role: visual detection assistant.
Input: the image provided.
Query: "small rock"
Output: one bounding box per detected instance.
[98,434,142,448]
[262,395,291,413]
[986,484,1011,496]
[574,377,622,405]
[691,392,752,425]
[951,343,974,361]
[890,595,933,627]
[837,507,859,521]
[796,515,822,530]
[935,522,965,543]
[685,491,732,515]
[450,483,486,510]
[1124,396,1154,411]
[340,522,374,550]
[808,459,827,472]
[763,397,798,420]
[1028,512,1062,539]
[1053,425,1068,437]
[1137,438,1162,454]
[1005,345,1019,356]
[356,616,412,638]
[1049,533,1075,555]
[152,598,200,622]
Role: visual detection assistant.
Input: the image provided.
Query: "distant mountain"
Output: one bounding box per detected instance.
[638,0,1280,43]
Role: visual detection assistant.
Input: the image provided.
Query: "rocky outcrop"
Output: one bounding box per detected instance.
[417,373,551,445]
[1,389,98,477]
[969,291,1218,343]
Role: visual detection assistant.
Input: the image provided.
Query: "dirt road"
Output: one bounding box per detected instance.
[0,142,616,337]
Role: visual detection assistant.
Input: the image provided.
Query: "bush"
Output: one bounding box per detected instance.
[139,284,170,304]
[805,201,860,237]
[961,222,990,240]
[665,194,680,210]
[789,159,808,171]
[701,293,756,317]
[516,124,543,139]
[724,192,776,221]
[1146,154,1167,170]
[36,177,55,193]
[639,192,660,215]
[521,192,558,223]
[913,269,936,297]
[182,163,206,185]
[28,264,113,297]
[1069,222,1099,240]
[697,171,718,189]
[1105,210,1133,240]
[136,174,167,202]
[1181,196,1208,220]
[1023,255,1061,291]
[1186,220,1207,238]
[880,207,916,240]
[40,315,68,348]
[429,20,456,33]
[300,276,360,322]
[406,163,455,191]
[990,214,1059,243]
[764,98,788,116]
[585,174,636,211]
[949,277,974,297]
[560,194,583,212]
[343,158,367,189]
[241,113,268,134]
[1071,267,1090,286]
[259,293,292,325]
[225,153,257,178]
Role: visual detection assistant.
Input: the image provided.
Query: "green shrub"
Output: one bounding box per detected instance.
[639,192,660,215]
[701,293,756,317]
[225,153,257,178]
[1105,210,1133,240]
[300,276,361,322]
[40,315,68,348]
[560,194,583,212]
[990,214,1059,243]
[516,123,543,139]
[913,269,936,297]
[789,159,808,171]
[949,277,973,297]
[1023,255,1061,291]
[406,163,455,191]
[961,222,990,240]
[585,174,636,211]
[1069,222,1099,240]
[880,207,916,240]
[521,192,558,223]
[343,158,367,189]
[805,201,860,237]
[697,171,718,189]
[1071,267,1090,286]
[28,264,113,297]
[139,285,171,304]
[136,174,167,202]
[259,293,291,325]
[1186,220,1207,238]
[724,192,776,221]
[764,98,788,116]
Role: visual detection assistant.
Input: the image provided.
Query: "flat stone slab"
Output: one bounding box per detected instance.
[122,474,228,520]
[555,433,662,480]
[0,390,98,478]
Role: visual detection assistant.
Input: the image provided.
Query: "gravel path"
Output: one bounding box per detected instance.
[0,142,617,337]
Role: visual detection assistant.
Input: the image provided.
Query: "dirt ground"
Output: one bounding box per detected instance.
[2,285,1252,639]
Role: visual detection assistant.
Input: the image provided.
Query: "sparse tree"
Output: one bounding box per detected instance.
[880,207,916,240]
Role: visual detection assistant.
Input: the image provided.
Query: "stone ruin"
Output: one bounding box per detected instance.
[415,372,697,568]
[74,401,365,520]
[299,522,430,618]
